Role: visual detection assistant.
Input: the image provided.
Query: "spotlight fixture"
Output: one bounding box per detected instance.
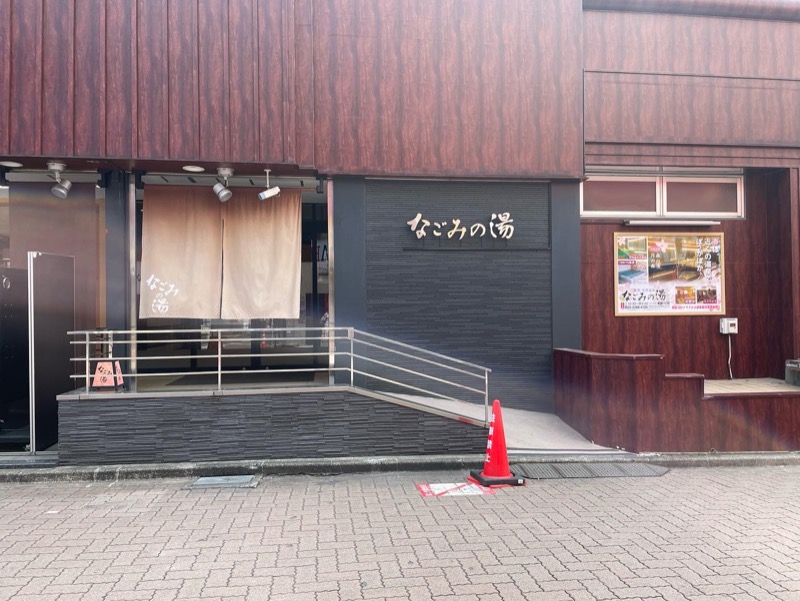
[47,162,72,198]
[0,167,9,189]
[258,169,280,201]
[213,167,233,203]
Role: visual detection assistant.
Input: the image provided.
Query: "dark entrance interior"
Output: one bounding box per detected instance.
[133,179,329,385]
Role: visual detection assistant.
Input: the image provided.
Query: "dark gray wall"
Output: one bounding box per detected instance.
[104,171,129,330]
[332,178,367,331]
[58,391,487,466]
[358,180,553,411]
[551,182,582,349]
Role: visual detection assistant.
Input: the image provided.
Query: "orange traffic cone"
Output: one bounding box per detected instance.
[468,399,525,487]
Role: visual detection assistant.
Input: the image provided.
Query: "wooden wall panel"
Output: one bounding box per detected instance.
[136,0,169,158]
[168,0,199,159]
[74,0,106,157]
[554,349,800,453]
[0,0,8,154]
[581,172,788,380]
[41,0,75,157]
[585,11,800,80]
[2,0,583,176]
[105,0,136,157]
[586,72,800,147]
[228,0,258,163]
[586,142,800,168]
[313,0,584,177]
[769,168,800,361]
[257,0,287,164]
[9,0,42,156]
[198,0,229,161]
[293,0,314,167]
[584,11,800,149]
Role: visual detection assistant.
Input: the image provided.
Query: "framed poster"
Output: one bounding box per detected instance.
[614,233,725,316]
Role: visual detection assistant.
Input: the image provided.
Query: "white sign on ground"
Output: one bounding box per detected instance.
[416,482,495,497]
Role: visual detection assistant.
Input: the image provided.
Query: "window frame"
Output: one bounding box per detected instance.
[662,176,744,219]
[580,174,745,220]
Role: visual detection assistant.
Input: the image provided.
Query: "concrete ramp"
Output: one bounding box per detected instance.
[389,394,628,455]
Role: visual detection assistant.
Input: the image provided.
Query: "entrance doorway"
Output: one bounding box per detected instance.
[0,253,74,453]
[133,175,330,387]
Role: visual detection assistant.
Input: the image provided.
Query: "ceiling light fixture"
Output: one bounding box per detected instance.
[182,165,205,173]
[0,160,23,168]
[258,169,280,201]
[48,162,72,198]
[213,167,233,202]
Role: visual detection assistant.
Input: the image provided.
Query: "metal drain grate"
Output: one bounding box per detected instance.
[189,475,259,488]
[511,462,669,480]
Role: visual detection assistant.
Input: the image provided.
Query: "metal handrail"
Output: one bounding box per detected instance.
[354,329,490,371]
[352,353,486,396]
[67,326,491,423]
[353,337,485,380]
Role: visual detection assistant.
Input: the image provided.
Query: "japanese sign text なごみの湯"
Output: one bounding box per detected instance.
[406,212,515,240]
[614,233,725,316]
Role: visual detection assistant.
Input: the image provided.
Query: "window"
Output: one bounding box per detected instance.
[581,173,744,220]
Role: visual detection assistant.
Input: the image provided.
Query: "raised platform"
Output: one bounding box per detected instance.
[56,386,489,466]
[554,349,800,453]
[704,377,800,395]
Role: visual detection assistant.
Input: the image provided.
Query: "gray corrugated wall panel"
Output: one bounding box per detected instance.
[58,392,488,466]
[551,182,582,349]
[363,181,553,411]
[332,177,367,330]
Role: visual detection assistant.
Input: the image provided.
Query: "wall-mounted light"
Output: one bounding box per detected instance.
[47,162,72,198]
[258,169,280,201]
[214,167,233,202]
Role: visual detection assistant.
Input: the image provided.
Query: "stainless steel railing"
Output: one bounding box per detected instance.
[68,326,491,422]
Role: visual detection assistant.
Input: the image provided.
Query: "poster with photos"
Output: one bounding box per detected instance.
[614,232,725,316]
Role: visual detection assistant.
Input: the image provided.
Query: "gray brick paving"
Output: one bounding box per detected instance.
[0,467,799,600]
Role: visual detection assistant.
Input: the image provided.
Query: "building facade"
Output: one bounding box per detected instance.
[1,0,800,459]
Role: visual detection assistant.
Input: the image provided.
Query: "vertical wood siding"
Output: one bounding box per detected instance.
[9,0,43,156]
[74,0,106,157]
[105,0,136,157]
[168,0,199,159]
[257,0,287,163]
[313,0,583,177]
[0,0,10,155]
[0,0,583,177]
[41,0,75,156]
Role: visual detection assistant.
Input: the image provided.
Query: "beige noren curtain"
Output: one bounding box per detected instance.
[139,186,301,320]
[139,186,222,319]
[221,189,301,319]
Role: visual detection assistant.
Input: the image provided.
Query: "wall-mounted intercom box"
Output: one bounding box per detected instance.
[720,317,739,335]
